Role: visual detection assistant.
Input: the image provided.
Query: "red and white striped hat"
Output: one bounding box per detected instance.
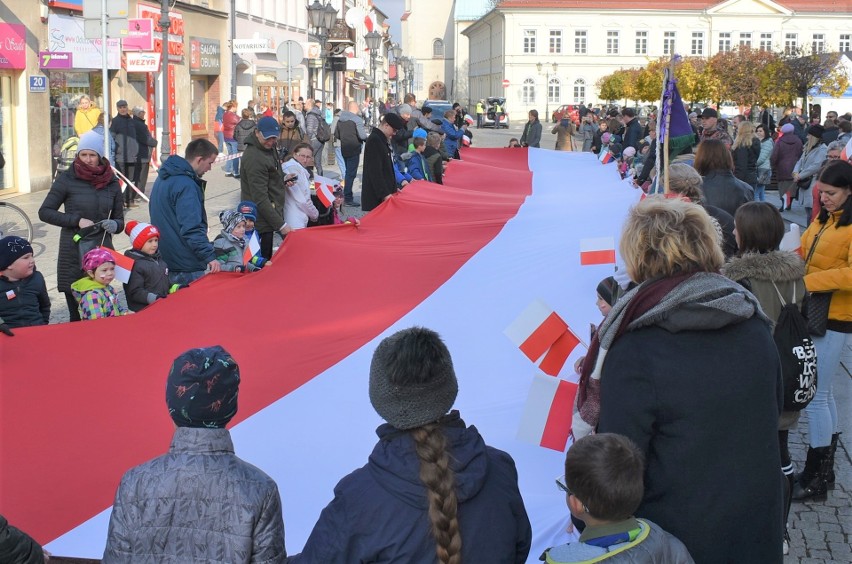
[125,220,160,250]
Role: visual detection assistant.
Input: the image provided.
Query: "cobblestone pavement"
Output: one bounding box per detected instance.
[2,123,849,561]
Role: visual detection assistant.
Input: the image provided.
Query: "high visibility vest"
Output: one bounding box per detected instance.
[476,103,484,114]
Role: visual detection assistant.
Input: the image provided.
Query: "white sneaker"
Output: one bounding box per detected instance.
[782,530,790,555]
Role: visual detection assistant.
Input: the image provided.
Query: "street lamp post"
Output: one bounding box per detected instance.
[537,62,558,121]
[365,30,382,127]
[307,1,338,103]
[391,43,402,102]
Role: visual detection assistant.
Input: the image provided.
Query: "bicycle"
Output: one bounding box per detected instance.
[0,201,35,241]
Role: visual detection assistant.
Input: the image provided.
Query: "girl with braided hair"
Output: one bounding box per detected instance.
[288,327,532,563]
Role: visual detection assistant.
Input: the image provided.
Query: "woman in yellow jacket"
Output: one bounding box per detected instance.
[74,95,102,136]
[797,159,852,501]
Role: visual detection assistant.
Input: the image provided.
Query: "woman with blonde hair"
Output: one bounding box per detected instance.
[578,197,783,562]
[731,120,760,189]
[290,327,532,564]
[74,95,102,136]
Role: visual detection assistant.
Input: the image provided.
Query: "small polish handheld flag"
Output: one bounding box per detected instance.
[97,246,134,284]
[517,373,578,451]
[314,175,337,208]
[579,237,616,266]
[599,151,614,164]
[842,136,851,162]
[243,231,262,265]
[504,300,568,364]
[779,223,801,255]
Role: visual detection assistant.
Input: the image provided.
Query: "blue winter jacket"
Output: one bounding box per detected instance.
[407,152,430,181]
[394,161,413,186]
[288,413,532,564]
[149,156,216,273]
[441,119,464,156]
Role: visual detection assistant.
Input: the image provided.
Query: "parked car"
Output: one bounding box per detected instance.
[482,97,509,128]
[552,104,580,125]
[422,100,454,120]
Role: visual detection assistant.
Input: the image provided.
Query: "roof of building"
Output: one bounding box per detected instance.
[455,0,492,20]
[495,0,852,12]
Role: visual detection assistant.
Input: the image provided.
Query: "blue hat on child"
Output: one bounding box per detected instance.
[412,127,427,139]
[237,201,258,222]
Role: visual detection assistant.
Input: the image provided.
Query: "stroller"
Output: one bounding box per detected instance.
[54,136,79,179]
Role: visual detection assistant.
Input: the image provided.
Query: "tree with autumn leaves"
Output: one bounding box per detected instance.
[595,47,849,109]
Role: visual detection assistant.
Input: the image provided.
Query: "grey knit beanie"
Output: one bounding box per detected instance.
[369,327,458,430]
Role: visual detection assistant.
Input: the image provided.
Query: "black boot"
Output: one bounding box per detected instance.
[826,432,841,490]
[792,446,831,502]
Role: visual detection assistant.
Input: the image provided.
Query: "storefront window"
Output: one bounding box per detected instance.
[0,75,13,191]
[48,71,103,165]
[191,77,208,133]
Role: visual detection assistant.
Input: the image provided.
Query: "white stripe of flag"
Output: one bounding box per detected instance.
[243,231,261,265]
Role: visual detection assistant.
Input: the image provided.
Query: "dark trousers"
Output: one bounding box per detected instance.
[64,292,81,322]
[134,160,151,198]
[117,162,137,205]
[260,231,275,260]
[343,154,361,202]
[476,114,483,128]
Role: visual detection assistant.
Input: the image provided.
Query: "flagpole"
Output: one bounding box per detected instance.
[662,58,677,195]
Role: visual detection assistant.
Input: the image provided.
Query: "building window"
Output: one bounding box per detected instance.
[841,34,852,52]
[190,77,209,133]
[574,30,587,54]
[663,31,676,56]
[549,30,562,54]
[760,33,773,50]
[573,78,586,104]
[548,76,561,104]
[718,32,731,53]
[522,77,536,104]
[635,31,648,55]
[691,32,704,56]
[523,30,537,54]
[812,34,825,53]
[739,32,752,47]
[607,31,619,55]
[785,33,798,53]
[432,39,444,58]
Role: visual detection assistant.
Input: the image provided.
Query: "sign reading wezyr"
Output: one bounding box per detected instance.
[189,37,220,75]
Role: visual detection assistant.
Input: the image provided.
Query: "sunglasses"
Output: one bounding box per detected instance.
[556,474,571,495]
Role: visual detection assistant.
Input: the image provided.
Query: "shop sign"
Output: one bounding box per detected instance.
[233,38,275,54]
[47,14,121,69]
[123,18,154,51]
[0,23,27,70]
[39,51,74,70]
[65,72,91,88]
[137,2,184,62]
[126,52,161,73]
[305,42,321,59]
[189,37,220,75]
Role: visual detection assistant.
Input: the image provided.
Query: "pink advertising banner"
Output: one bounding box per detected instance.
[123,18,154,52]
[0,24,27,70]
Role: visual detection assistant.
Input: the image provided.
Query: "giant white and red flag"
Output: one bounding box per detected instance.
[1,148,637,561]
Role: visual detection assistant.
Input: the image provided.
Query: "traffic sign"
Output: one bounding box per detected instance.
[502,79,510,88]
[29,75,48,93]
[276,40,304,68]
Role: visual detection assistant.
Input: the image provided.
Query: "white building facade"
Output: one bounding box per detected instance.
[464,0,852,119]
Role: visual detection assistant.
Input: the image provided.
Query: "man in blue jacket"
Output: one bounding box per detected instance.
[149,138,221,285]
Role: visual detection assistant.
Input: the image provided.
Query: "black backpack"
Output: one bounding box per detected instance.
[771,282,817,411]
[313,113,331,143]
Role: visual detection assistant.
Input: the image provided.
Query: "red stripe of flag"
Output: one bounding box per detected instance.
[580,249,616,265]
[518,312,568,362]
[539,330,581,376]
[540,380,577,451]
